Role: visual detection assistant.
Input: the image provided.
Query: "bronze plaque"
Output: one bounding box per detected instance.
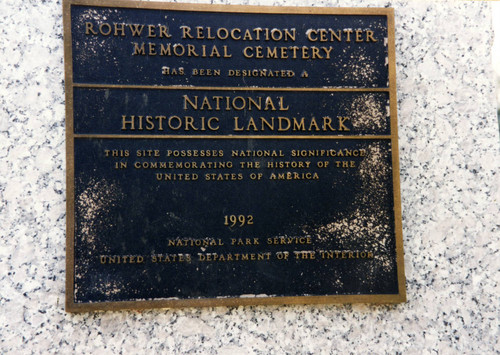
[63,0,405,312]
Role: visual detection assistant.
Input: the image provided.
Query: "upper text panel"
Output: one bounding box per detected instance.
[71,5,389,87]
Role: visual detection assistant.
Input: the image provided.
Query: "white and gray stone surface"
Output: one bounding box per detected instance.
[1,0,499,353]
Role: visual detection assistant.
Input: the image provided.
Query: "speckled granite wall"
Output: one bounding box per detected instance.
[1,0,499,353]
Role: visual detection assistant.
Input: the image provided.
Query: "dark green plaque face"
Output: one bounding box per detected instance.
[64,0,405,312]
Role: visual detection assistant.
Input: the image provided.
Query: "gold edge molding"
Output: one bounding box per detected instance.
[387,8,407,302]
[63,0,77,311]
[65,0,393,16]
[66,293,406,313]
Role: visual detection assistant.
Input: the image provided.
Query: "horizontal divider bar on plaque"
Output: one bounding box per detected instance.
[73,134,393,139]
[73,83,390,92]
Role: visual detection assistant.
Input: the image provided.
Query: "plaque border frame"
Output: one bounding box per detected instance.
[63,0,406,312]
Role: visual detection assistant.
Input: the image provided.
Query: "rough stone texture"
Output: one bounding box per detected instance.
[1,0,499,353]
